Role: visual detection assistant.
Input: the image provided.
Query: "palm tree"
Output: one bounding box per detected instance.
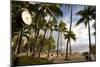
[64,30,76,60]
[76,6,95,61]
[59,21,67,53]
[47,18,57,57]
[56,21,67,58]
[63,5,73,60]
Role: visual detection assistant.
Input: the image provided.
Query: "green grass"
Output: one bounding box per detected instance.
[12,56,51,66]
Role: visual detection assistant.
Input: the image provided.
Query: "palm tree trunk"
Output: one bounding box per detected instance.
[33,29,40,58]
[69,41,72,56]
[13,28,23,57]
[87,20,92,61]
[14,28,23,56]
[65,39,69,60]
[57,31,60,58]
[61,32,62,52]
[69,5,72,30]
[65,5,73,60]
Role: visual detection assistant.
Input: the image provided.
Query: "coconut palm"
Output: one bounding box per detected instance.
[47,18,57,57]
[63,5,73,60]
[59,21,67,53]
[64,30,76,60]
[56,21,67,58]
[76,6,95,61]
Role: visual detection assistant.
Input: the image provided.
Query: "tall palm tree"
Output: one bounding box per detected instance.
[64,30,76,60]
[64,5,73,60]
[59,21,67,53]
[46,18,57,57]
[76,6,95,61]
[56,21,67,58]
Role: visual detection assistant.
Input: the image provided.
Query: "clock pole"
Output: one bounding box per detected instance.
[14,8,32,56]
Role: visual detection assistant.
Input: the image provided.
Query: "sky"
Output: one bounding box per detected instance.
[52,4,96,53]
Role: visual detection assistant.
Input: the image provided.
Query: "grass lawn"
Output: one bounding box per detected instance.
[12,56,51,66]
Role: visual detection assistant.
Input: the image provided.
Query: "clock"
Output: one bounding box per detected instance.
[21,9,32,26]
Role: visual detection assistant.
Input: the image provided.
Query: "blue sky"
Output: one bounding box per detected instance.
[53,4,95,52]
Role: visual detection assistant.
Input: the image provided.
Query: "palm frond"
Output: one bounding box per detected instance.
[76,17,85,26]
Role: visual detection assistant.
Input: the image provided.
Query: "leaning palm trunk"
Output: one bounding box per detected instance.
[57,31,60,58]
[87,20,92,61]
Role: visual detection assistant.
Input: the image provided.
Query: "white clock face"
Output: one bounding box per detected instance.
[21,10,32,25]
